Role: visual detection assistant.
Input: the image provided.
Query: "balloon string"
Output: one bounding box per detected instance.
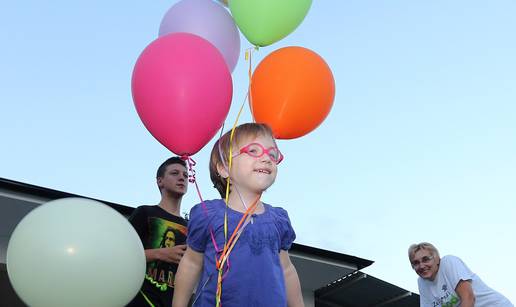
[183,154,226,272]
[181,154,205,213]
[181,155,197,183]
[222,51,253,254]
[180,155,205,205]
[216,195,260,306]
[215,46,257,307]
[246,47,256,121]
[216,194,260,270]
[219,122,225,139]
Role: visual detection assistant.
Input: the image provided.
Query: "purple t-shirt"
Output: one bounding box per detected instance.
[187,199,296,307]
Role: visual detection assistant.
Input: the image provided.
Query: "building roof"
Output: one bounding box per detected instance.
[289,243,373,292]
[0,177,133,215]
[315,270,419,307]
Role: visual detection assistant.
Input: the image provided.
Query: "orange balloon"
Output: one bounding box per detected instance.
[250,46,335,139]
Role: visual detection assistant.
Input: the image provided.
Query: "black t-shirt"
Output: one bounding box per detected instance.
[126,205,187,307]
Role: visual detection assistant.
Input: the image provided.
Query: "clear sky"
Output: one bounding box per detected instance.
[1,0,515,301]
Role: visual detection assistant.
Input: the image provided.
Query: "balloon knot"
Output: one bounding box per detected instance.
[182,156,197,183]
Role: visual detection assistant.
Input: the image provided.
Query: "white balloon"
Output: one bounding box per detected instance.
[6,197,145,307]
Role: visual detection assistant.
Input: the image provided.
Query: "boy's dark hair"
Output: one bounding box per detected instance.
[156,156,187,178]
[209,123,275,198]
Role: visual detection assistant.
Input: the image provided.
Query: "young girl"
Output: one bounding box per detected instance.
[173,123,304,307]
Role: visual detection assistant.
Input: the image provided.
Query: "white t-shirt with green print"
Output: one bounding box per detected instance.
[418,255,513,307]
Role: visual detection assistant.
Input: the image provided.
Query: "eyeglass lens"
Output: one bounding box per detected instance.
[246,144,280,162]
[412,256,433,267]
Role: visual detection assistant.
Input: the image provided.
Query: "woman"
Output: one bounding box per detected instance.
[408,242,513,307]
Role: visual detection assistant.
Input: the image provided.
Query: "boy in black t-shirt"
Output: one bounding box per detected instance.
[127,157,189,307]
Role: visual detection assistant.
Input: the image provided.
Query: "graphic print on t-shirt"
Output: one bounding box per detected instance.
[146,217,187,290]
[431,283,459,307]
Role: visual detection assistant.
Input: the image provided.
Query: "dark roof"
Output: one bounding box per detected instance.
[0,177,133,216]
[315,271,419,307]
[292,243,373,270]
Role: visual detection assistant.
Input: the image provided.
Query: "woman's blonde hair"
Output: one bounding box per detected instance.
[408,242,440,261]
[209,123,275,198]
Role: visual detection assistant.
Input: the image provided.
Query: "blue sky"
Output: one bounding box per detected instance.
[1,0,515,301]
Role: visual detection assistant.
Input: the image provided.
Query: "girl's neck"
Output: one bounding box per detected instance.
[226,191,264,214]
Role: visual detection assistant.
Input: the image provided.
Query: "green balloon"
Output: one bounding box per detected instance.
[229,0,312,47]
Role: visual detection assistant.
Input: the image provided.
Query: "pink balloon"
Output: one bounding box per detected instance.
[132,33,232,156]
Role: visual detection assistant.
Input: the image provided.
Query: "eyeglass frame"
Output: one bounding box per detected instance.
[232,142,284,164]
[411,255,434,269]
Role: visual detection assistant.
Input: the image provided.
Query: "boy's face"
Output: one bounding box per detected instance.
[227,133,278,195]
[157,163,188,196]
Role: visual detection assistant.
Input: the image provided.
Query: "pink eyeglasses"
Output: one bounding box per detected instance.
[233,143,284,164]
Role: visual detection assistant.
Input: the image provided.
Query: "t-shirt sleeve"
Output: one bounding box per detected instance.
[128,206,147,244]
[442,255,474,290]
[186,203,211,253]
[275,208,296,251]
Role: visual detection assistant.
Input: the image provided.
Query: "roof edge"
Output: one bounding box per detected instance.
[291,243,373,270]
[0,177,133,216]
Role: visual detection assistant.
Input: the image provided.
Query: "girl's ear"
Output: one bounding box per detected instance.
[216,162,229,179]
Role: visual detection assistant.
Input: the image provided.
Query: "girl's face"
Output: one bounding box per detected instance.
[227,133,279,195]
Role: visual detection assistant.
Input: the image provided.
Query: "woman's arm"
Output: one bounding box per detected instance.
[455,279,475,307]
[280,250,304,307]
[172,247,204,307]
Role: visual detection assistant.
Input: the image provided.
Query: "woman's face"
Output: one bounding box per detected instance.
[410,249,440,281]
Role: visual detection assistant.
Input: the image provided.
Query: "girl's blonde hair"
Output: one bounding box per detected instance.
[209,123,275,197]
[408,242,440,261]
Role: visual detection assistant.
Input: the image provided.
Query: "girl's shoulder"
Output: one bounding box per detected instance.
[190,199,225,219]
[265,203,290,219]
[265,203,296,249]
[265,204,295,231]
